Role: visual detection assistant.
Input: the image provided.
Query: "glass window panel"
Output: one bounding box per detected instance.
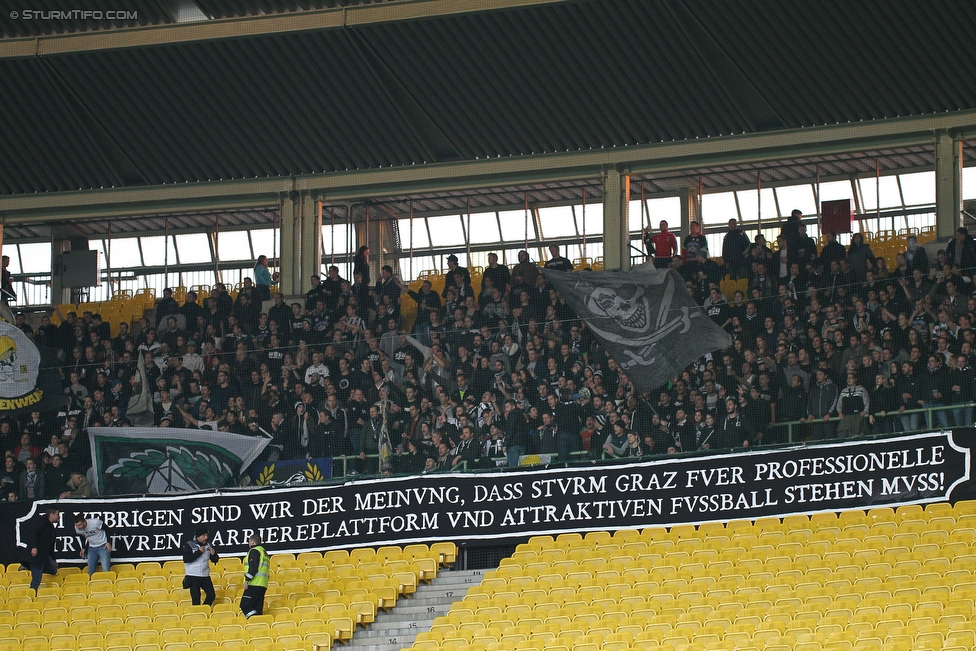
[858,176,902,211]
[400,255,436,279]
[817,180,855,203]
[775,185,817,217]
[175,233,213,265]
[250,228,280,261]
[104,237,141,268]
[89,240,106,268]
[467,212,500,244]
[141,235,180,266]
[427,215,465,247]
[396,219,430,249]
[214,231,252,262]
[585,241,604,263]
[181,270,216,290]
[701,192,738,225]
[899,171,935,206]
[646,197,681,229]
[538,205,577,239]
[580,203,604,236]
[2,245,20,274]
[628,200,646,233]
[735,188,778,223]
[20,244,52,274]
[964,167,976,200]
[498,210,534,242]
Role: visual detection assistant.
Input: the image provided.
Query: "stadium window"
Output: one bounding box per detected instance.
[627,200,645,233]
[107,237,142,268]
[174,233,212,265]
[141,235,180,266]
[2,245,21,273]
[427,215,465,247]
[498,210,535,242]
[19,244,51,275]
[963,167,976,199]
[250,229,281,261]
[817,180,855,204]
[858,175,903,211]
[215,230,252,262]
[538,205,577,239]
[467,212,501,244]
[396,219,430,249]
[581,241,603,263]
[579,203,603,238]
[399,255,435,279]
[898,171,935,206]
[774,184,817,217]
[645,197,681,229]
[321,224,352,256]
[735,188,778,224]
[701,191,738,226]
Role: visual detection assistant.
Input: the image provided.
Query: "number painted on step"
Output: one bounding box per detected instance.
[445,591,454,597]
[388,638,397,644]
[427,607,436,613]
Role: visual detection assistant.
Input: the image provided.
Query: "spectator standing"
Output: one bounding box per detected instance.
[819,232,847,271]
[722,219,750,280]
[847,233,875,283]
[253,255,276,302]
[183,527,219,606]
[836,374,870,438]
[18,458,44,501]
[1,255,15,304]
[807,368,839,440]
[544,245,574,272]
[21,506,60,591]
[74,514,112,576]
[444,254,472,291]
[682,221,708,262]
[503,400,530,468]
[904,236,929,274]
[353,245,371,285]
[240,533,271,618]
[945,227,976,274]
[644,220,678,269]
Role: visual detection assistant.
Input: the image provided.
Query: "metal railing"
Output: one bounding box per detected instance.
[770,403,971,444]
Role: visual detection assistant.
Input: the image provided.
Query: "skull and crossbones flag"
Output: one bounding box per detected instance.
[542,264,731,393]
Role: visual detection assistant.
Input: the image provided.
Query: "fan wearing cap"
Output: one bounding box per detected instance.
[443,254,471,294]
[182,526,220,606]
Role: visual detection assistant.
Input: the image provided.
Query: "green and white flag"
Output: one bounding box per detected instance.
[88,427,270,495]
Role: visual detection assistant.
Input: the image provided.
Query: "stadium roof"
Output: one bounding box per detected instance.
[1,0,975,201]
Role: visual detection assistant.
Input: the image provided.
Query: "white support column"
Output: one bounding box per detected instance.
[278,194,297,295]
[935,131,963,239]
[299,192,320,293]
[602,167,631,271]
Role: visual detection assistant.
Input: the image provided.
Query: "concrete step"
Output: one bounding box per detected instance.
[343,568,483,651]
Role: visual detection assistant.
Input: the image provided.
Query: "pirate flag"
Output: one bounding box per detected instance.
[542,264,731,393]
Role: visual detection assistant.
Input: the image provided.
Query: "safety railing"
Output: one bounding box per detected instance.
[771,402,973,445]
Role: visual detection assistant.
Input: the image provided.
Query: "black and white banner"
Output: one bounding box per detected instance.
[11,431,975,563]
[542,265,731,393]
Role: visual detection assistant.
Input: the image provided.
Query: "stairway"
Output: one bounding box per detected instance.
[340,568,485,651]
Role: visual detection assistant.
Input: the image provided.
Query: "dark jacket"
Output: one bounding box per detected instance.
[945,235,976,273]
[918,366,949,405]
[808,379,839,418]
[20,512,57,565]
[503,409,532,450]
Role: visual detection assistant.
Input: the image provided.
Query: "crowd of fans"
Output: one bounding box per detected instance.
[2,211,975,498]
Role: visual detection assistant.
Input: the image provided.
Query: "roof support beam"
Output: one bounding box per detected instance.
[0,0,579,59]
[2,109,976,225]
